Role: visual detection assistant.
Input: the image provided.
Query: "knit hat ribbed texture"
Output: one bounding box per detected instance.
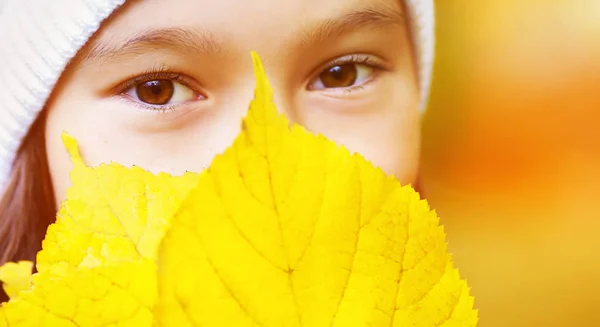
[0,0,434,194]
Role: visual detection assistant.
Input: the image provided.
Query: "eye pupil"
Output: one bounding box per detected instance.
[320,64,357,88]
[136,79,175,105]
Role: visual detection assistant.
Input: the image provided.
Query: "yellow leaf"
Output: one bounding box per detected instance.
[154,52,478,326]
[0,136,198,326]
[0,261,155,327]
[0,261,33,300]
[37,135,198,272]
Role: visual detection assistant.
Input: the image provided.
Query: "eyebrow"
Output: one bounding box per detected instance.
[78,5,404,64]
[298,5,406,47]
[79,27,222,64]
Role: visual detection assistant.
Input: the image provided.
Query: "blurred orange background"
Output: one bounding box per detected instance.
[422,0,600,326]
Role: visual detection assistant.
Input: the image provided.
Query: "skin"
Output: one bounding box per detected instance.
[45,0,420,206]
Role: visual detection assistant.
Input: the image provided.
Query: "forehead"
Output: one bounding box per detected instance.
[89,0,406,53]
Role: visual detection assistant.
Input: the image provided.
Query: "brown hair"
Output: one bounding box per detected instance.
[0,111,56,302]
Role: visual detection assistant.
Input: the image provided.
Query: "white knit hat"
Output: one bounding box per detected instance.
[0,0,434,194]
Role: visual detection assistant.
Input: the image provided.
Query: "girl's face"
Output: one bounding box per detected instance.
[45,0,420,205]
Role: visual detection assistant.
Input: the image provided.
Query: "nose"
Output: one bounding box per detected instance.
[226,70,300,127]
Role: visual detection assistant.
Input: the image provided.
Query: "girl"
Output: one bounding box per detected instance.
[0,0,434,300]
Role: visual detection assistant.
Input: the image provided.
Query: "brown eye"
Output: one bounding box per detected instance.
[135,80,175,105]
[309,61,376,91]
[319,64,358,88]
[125,78,198,108]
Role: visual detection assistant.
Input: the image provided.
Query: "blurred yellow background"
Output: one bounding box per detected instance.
[422,0,600,326]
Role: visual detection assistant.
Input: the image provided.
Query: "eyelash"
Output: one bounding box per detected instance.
[311,54,388,93]
[113,65,201,113]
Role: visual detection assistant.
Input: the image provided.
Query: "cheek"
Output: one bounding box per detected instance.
[44,93,252,205]
[45,128,73,207]
[295,92,420,185]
